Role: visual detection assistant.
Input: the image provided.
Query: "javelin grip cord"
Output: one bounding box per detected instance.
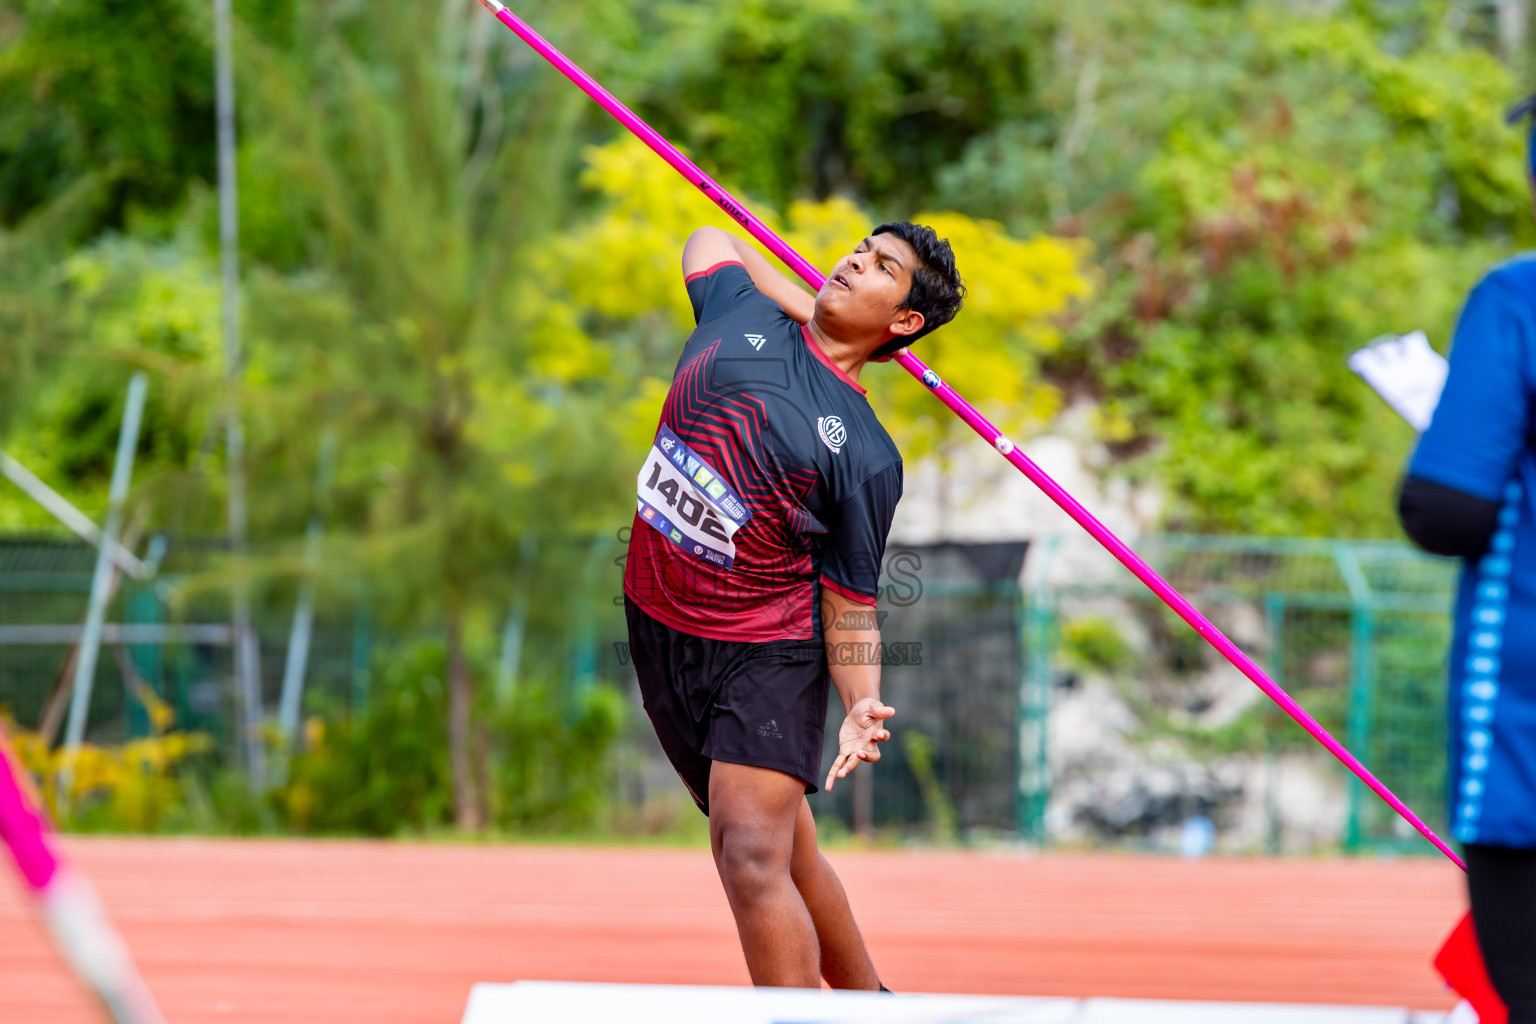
[475,0,1465,870]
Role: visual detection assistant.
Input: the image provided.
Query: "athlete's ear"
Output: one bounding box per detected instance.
[888,307,925,339]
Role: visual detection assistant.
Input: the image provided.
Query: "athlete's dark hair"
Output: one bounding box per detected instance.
[870,221,965,359]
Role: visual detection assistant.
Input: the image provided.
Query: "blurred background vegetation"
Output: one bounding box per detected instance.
[0,0,1530,838]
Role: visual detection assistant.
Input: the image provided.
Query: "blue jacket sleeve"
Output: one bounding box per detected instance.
[1410,276,1535,502]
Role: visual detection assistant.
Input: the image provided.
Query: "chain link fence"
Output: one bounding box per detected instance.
[0,532,1460,852]
[0,537,370,752]
[1025,536,1458,853]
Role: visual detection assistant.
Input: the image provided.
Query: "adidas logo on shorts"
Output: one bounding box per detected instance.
[756,720,782,739]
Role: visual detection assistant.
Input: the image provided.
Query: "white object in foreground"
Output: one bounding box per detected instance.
[41,868,166,1024]
[461,981,1431,1024]
[1348,330,1449,433]
[1440,1000,1479,1024]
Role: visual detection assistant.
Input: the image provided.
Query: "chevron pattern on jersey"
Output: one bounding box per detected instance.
[628,339,827,640]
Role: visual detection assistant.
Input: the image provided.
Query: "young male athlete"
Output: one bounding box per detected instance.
[623,222,963,988]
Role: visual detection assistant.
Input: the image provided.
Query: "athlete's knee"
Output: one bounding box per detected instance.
[715,824,791,903]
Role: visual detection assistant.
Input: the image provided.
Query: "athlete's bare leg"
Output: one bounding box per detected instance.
[790,797,882,990]
[709,761,819,987]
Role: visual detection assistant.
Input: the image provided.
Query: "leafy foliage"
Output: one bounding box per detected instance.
[0,0,1532,836]
[547,137,1094,461]
[277,641,454,835]
[279,641,623,836]
[629,0,1040,211]
[930,1,1532,534]
[5,692,212,834]
[0,0,216,234]
[1061,616,1133,675]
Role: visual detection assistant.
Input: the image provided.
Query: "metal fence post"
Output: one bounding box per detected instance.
[1335,542,1377,852]
[277,433,337,751]
[351,599,373,714]
[567,534,608,699]
[496,533,538,705]
[0,454,148,578]
[1263,594,1285,854]
[1018,537,1058,842]
[214,0,267,791]
[125,587,165,738]
[60,373,150,799]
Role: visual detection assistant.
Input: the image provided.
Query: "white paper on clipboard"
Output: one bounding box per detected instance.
[1347,330,1448,433]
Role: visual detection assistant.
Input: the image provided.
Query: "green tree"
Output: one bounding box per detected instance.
[232,0,638,827]
[934,0,1531,535]
[546,136,1094,462]
[0,0,215,233]
[627,0,1040,212]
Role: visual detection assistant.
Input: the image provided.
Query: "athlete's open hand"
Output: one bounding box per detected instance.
[825,697,895,791]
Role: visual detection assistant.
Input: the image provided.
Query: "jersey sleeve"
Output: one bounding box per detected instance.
[1410,276,1535,502]
[685,261,758,325]
[820,462,903,607]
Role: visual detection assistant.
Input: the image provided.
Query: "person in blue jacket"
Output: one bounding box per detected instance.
[1398,95,1536,1023]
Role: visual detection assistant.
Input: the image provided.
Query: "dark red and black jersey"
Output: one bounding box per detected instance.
[623,261,903,642]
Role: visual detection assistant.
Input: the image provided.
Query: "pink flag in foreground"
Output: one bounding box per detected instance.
[470,0,1462,870]
[0,727,165,1024]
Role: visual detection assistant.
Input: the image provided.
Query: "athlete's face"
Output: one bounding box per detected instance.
[814,234,925,344]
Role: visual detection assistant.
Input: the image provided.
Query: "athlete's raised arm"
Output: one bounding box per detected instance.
[682,226,815,324]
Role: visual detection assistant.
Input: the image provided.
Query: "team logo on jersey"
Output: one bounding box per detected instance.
[817,415,847,454]
[744,333,767,351]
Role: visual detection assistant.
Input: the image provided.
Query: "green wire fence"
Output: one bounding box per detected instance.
[1024,536,1459,852]
[0,531,1459,852]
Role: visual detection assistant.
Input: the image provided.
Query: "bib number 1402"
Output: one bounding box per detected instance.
[635,425,751,569]
[644,462,732,543]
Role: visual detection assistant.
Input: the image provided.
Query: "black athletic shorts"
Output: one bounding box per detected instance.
[624,596,831,815]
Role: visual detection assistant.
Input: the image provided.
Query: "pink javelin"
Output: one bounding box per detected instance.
[475,0,1465,871]
[0,732,57,890]
[0,728,166,1023]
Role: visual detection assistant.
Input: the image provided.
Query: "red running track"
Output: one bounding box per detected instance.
[0,839,1463,1023]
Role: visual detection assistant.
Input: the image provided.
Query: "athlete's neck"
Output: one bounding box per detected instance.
[806,318,880,384]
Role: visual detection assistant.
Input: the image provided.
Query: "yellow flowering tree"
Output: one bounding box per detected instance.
[863,212,1093,459]
[538,138,1095,462]
[5,689,211,832]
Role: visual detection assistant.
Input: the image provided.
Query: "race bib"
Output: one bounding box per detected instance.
[636,425,751,568]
